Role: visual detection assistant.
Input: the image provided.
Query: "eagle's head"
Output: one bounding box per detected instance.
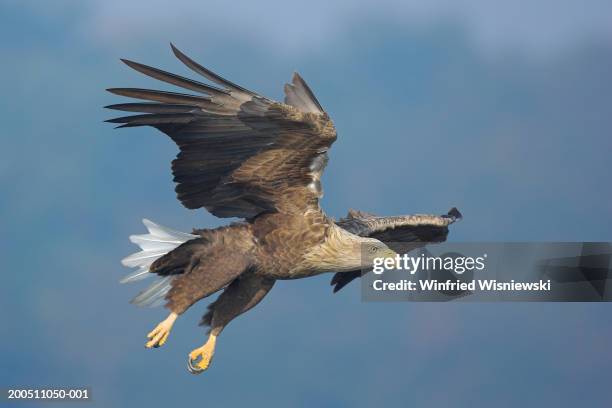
[303,222,398,273]
[359,238,398,267]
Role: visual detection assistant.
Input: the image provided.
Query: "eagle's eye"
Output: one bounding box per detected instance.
[370,246,378,253]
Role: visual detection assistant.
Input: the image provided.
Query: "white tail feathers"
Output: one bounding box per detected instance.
[130,276,174,308]
[121,219,197,307]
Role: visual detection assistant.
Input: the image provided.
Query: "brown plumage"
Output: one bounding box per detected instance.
[108,44,460,374]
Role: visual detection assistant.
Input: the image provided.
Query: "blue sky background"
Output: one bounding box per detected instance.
[1,1,611,407]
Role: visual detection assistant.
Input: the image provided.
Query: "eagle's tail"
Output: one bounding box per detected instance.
[120,219,197,307]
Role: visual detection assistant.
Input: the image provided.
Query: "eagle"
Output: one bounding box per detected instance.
[106,44,461,374]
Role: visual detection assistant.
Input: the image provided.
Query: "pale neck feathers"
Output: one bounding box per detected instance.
[303,223,367,272]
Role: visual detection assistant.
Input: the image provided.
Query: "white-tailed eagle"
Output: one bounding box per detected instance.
[106,45,460,374]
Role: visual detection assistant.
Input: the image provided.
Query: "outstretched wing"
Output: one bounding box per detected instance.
[330,208,462,293]
[106,44,336,219]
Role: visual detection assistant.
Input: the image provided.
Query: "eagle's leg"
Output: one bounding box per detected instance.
[187,272,275,374]
[145,312,177,348]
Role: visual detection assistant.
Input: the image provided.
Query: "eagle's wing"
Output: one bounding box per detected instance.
[106,44,336,219]
[330,207,462,293]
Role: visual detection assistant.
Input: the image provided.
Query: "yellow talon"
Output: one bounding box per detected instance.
[145,312,177,349]
[187,334,217,374]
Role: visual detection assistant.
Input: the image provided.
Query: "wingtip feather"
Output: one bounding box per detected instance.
[291,71,303,84]
[447,207,463,220]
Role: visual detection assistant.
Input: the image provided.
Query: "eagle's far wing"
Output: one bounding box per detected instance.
[330,208,462,293]
[106,44,337,219]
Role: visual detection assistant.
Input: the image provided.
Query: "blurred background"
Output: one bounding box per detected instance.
[1,1,611,407]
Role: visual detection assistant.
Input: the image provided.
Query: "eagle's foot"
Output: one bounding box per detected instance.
[187,334,217,374]
[145,312,177,349]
